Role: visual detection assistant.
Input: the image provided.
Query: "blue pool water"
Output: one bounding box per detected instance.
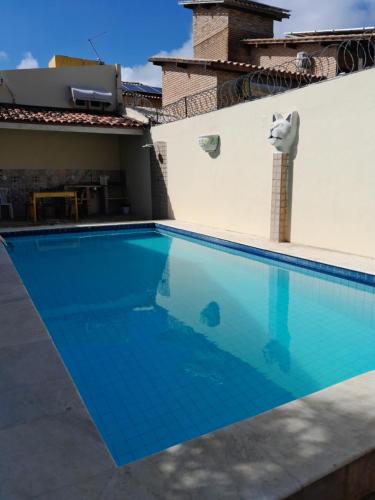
[7,228,375,465]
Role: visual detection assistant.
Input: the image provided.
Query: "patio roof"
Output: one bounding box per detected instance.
[0,104,144,133]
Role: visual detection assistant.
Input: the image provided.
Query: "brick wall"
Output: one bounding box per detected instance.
[228,10,273,62]
[123,94,162,109]
[193,6,229,59]
[193,5,274,61]
[247,44,338,78]
[162,63,242,116]
[162,63,218,106]
[194,28,230,59]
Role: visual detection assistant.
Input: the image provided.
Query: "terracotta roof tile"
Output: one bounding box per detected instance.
[0,104,144,129]
[150,56,322,81]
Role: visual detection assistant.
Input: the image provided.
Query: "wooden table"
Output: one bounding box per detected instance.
[31,191,78,223]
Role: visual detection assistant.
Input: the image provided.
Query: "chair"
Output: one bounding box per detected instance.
[0,188,14,220]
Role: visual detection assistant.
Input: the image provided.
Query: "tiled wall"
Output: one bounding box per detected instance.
[150,142,168,219]
[270,153,289,242]
[0,169,124,218]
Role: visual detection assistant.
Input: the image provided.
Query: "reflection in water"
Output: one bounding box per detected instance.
[263,268,291,373]
[10,228,375,466]
[158,257,171,298]
[200,301,221,327]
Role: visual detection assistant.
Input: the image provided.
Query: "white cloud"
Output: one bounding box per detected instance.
[271,0,375,36]
[121,34,193,87]
[17,51,39,70]
[0,51,8,61]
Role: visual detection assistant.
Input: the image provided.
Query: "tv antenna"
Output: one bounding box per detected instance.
[88,31,107,64]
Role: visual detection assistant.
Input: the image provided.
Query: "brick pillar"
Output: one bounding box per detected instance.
[270,153,289,242]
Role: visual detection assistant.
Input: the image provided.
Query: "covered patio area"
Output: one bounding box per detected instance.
[0,103,153,227]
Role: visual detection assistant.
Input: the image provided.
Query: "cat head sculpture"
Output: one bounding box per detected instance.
[268,111,299,154]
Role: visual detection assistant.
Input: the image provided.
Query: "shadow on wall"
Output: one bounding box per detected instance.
[150,134,221,221]
[209,136,221,160]
[286,114,300,242]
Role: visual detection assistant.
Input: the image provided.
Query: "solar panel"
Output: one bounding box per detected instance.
[122,82,162,95]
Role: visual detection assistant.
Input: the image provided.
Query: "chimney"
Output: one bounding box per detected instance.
[180,0,290,62]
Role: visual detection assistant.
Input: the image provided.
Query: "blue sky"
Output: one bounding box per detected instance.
[1,0,374,85]
[0,0,191,70]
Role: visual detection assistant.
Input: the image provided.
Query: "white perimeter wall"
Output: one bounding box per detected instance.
[151,69,375,258]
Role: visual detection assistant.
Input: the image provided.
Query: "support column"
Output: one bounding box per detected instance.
[270,152,289,242]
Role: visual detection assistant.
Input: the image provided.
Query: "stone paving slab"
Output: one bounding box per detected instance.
[102,371,375,500]
[33,472,113,500]
[0,297,48,349]
[0,377,82,431]
[0,412,113,498]
[0,340,67,394]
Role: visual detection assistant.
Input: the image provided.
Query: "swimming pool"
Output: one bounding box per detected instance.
[7,226,375,466]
